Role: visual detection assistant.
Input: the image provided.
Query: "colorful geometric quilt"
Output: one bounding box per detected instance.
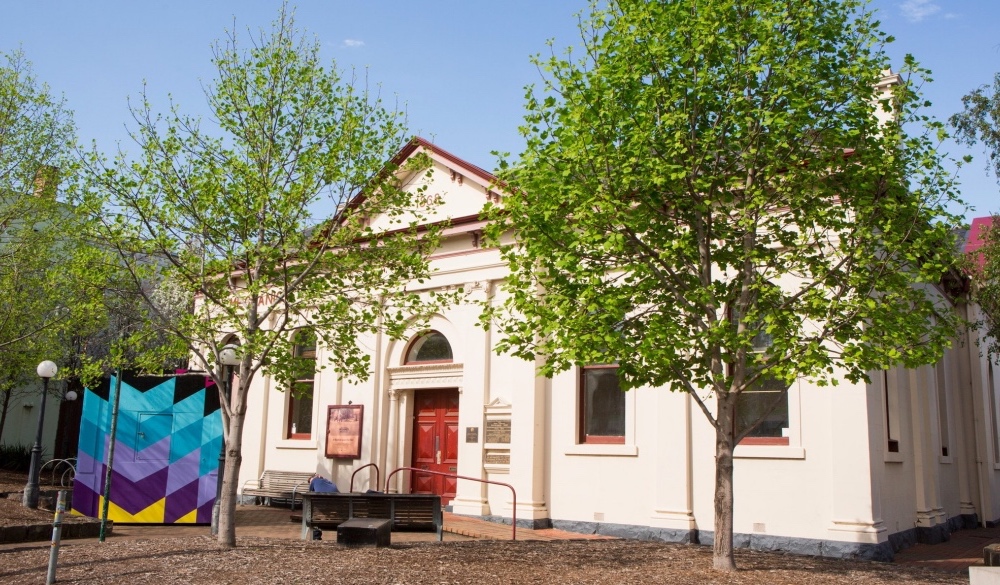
[72,373,221,524]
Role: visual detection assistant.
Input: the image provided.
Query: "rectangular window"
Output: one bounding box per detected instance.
[990,363,1000,465]
[729,302,790,446]
[580,365,625,444]
[288,331,316,440]
[289,392,313,439]
[736,375,790,445]
[884,370,900,453]
[936,360,950,458]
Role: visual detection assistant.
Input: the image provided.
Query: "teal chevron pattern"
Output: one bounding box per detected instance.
[72,373,221,524]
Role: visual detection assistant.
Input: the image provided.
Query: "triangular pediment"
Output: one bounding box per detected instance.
[485,397,512,414]
[363,137,502,234]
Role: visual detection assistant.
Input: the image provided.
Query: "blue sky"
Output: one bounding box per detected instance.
[0,0,996,222]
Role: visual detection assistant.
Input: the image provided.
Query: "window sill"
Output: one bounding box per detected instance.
[565,444,638,457]
[276,438,315,450]
[884,451,904,463]
[739,437,789,446]
[939,455,953,464]
[734,444,805,460]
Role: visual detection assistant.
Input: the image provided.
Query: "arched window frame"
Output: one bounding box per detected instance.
[403,330,454,365]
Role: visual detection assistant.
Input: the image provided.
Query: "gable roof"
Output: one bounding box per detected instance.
[331,137,502,238]
[390,136,500,190]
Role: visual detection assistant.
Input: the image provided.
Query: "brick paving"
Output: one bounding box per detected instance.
[893,525,1000,573]
[106,504,614,543]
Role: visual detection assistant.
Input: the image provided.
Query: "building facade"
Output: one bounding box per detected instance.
[233,138,1000,560]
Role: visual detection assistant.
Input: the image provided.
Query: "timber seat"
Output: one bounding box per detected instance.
[300,492,442,541]
[240,470,313,508]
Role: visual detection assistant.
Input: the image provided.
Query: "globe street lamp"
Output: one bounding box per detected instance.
[212,344,240,535]
[23,360,57,508]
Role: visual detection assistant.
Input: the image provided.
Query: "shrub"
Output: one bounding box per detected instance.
[0,443,33,471]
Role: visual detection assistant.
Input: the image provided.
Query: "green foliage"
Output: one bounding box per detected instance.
[485,0,964,569]
[489,0,962,399]
[79,5,446,545]
[0,50,129,440]
[951,73,1000,183]
[972,217,1000,360]
[83,7,442,387]
[950,77,1000,359]
[0,50,81,363]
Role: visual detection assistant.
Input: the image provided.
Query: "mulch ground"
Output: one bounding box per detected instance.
[0,469,971,584]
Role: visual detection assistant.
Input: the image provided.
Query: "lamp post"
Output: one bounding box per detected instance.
[23,360,57,508]
[212,344,240,535]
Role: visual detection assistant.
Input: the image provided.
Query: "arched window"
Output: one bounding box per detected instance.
[404,331,453,364]
[288,329,316,439]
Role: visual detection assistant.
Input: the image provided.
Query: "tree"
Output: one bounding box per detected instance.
[951,73,1000,183]
[0,51,113,444]
[82,7,444,547]
[971,217,1000,359]
[484,0,963,570]
[950,77,1000,359]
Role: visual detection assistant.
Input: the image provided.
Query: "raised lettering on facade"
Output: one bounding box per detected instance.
[484,452,510,465]
[484,419,511,444]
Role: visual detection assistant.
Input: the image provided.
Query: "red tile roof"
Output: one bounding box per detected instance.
[966,215,999,271]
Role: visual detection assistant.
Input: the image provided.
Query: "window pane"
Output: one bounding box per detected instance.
[406,332,453,363]
[290,329,316,437]
[583,368,625,438]
[291,385,313,436]
[736,379,788,438]
[294,330,317,356]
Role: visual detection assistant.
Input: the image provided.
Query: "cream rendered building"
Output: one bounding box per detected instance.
[235,137,1000,561]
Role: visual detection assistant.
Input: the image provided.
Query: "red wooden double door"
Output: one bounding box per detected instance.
[410,388,459,504]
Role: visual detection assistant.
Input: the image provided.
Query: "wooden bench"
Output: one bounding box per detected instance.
[300,492,442,541]
[241,470,313,508]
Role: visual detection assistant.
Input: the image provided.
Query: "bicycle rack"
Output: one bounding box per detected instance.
[39,458,76,488]
[349,463,380,493]
[385,466,517,540]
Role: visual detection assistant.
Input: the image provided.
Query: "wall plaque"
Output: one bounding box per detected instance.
[466,426,479,443]
[325,404,363,459]
[484,452,510,465]
[484,419,511,444]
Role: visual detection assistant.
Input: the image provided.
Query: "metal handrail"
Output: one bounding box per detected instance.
[384,466,517,540]
[349,463,380,493]
[40,458,76,488]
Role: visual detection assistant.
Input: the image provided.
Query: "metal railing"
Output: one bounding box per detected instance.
[349,463,380,493]
[384,466,517,540]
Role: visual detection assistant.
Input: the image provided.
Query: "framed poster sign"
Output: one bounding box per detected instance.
[325,404,363,459]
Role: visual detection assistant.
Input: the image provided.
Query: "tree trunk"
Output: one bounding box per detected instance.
[0,388,10,443]
[217,380,246,548]
[713,395,737,571]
